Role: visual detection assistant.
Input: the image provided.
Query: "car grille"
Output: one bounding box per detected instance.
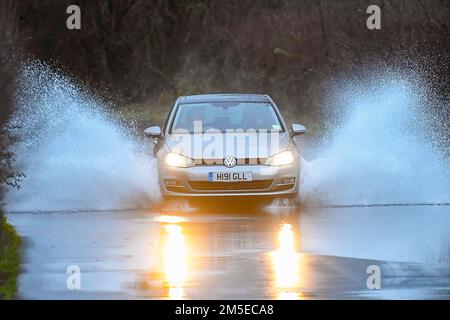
[194,158,267,166]
[188,180,273,191]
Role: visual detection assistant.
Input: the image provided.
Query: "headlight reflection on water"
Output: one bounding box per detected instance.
[162,217,188,299]
[157,216,303,299]
[272,223,303,299]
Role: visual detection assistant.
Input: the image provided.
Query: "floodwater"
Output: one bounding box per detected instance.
[7,203,450,299]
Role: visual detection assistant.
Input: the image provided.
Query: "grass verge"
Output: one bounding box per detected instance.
[0,210,21,299]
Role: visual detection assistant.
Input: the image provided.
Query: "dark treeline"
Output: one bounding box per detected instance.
[0,0,449,198]
[9,1,450,108]
[0,0,23,200]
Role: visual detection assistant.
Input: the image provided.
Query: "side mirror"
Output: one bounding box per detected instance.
[291,123,307,136]
[144,126,162,139]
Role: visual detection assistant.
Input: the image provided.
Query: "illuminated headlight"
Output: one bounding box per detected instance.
[165,152,194,168]
[265,150,294,166]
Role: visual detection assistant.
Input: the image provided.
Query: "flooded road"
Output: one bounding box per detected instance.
[7,204,450,299]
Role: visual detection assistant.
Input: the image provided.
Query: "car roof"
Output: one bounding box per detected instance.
[179,93,271,104]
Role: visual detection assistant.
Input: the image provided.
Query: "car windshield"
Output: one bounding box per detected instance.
[170,101,284,133]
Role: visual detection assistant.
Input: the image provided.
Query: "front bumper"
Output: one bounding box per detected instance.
[158,160,300,197]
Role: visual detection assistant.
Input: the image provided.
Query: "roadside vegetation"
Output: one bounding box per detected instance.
[0,0,22,299]
[0,211,21,299]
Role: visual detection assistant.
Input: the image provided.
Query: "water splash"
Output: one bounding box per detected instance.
[301,71,450,206]
[5,61,449,211]
[5,61,159,212]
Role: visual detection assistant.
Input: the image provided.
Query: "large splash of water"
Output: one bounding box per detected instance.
[5,61,449,212]
[5,62,159,212]
[300,71,450,206]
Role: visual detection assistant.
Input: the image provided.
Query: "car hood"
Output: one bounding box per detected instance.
[164,132,293,159]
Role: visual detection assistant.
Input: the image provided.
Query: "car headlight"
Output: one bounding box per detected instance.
[265,150,294,166]
[165,152,194,168]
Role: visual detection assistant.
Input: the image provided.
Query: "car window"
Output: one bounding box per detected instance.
[170,102,284,133]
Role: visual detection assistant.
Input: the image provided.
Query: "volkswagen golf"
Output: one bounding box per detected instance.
[144,94,306,205]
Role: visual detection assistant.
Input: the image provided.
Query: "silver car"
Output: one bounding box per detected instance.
[144,94,306,204]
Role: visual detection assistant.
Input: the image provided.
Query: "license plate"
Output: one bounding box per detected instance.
[208,172,253,182]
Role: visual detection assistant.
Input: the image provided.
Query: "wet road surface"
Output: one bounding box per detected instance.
[7,204,450,299]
